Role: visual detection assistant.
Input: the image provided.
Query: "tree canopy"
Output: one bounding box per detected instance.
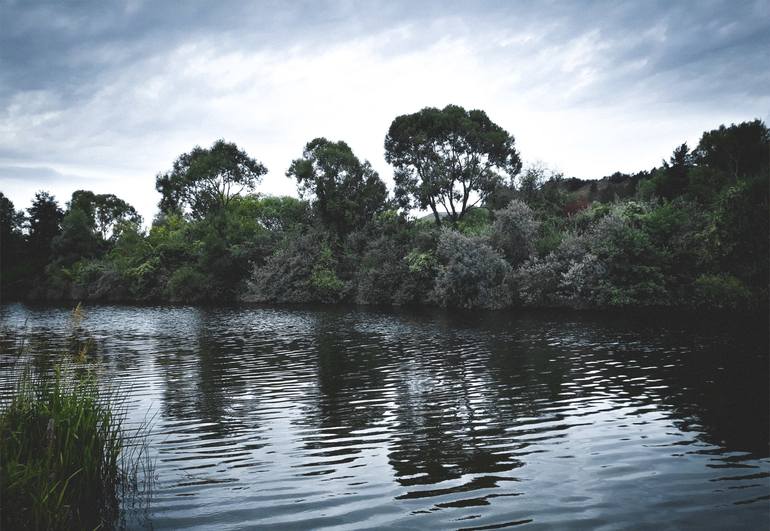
[287,137,388,236]
[156,139,267,219]
[26,191,63,271]
[385,104,522,225]
[693,119,769,181]
[69,190,142,240]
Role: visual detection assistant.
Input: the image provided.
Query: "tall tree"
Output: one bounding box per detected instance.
[384,104,521,225]
[52,207,100,265]
[693,120,770,181]
[156,139,267,219]
[287,138,388,236]
[69,190,142,240]
[0,192,27,296]
[0,192,24,244]
[659,143,694,199]
[26,191,63,272]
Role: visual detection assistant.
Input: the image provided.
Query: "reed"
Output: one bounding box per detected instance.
[0,356,151,529]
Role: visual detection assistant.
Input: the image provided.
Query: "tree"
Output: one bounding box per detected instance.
[384,104,521,225]
[693,120,769,182]
[0,192,24,246]
[52,208,100,265]
[658,143,693,199]
[516,163,550,204]
[0,192,27,296]
[26,191,63,272]
[287,138,388,236]
[156,139,267,219]
[69,190,142,241]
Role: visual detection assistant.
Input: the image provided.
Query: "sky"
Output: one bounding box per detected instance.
[1,0,769,223]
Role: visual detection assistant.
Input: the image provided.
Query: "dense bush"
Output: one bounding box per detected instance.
[432,230,511,309]
[355,236,416,305]
[515,234,588,307]
[490,200,539,266]
[693,273,752,310]
[166,265,209,303]
[245,233,347,303]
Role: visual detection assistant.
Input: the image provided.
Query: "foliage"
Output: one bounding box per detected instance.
[2,115,767,312]
[355,227,437,306]
[245,233,344,303]
[585,206,668,307]
[355,236,412,305]
[0,192,27,297]
[26,191,64,273]
[1,364,124,530]
[490,200,539,266]
[432,230,511,309]
[455,207,491,236]
[693,119,769,181]
[693,273,752,310]
[69,190,142,241]
[156,139,267,219]
[166,265,209,303]
[385,104,522,225]
[515,234,588,307]
[52,208,100,266]
[287,138,388,236]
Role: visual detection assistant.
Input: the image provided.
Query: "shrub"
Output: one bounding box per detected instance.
[585,207,669,307]
[514,234,588,307]
[558,253,607,308]
[456,207,492,236]
[491,200,539,265]
[245,233,347,303]
[166,265,209,302]
[309,246,346,302]
[432,230,511,309]
[355,237,419,305]
[693,273,752,309]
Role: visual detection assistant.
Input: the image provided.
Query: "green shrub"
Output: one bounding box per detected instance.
[166,265,208,302]
[693,273,752,309]
[490,200,539,265]
[456,207,491,236]
[432,230,511,309]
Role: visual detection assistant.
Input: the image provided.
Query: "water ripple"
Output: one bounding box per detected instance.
[1,303,768,530]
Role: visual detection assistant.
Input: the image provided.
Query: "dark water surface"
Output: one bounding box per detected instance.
[1,303,768,530]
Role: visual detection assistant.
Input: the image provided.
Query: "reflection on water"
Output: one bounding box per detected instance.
[1,303,768,530]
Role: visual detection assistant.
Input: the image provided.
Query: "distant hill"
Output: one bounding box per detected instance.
[544,172,648,203]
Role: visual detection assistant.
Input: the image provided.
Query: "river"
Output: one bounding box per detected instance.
[1,303,768,529]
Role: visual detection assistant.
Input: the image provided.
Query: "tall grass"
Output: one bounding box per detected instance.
[0,307,153,530]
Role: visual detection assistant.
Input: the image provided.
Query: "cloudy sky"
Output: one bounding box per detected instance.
[1,0,768,223]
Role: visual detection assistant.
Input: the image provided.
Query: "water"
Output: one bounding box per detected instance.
[1,303,768,530]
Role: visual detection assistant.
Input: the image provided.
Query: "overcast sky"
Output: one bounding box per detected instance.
[1,0,769,223]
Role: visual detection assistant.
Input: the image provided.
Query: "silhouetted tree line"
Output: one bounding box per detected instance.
[1,106,767,310]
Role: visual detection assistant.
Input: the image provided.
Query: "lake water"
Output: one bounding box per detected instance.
[1,303,768,530]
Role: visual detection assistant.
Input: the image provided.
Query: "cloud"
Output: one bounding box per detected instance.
[0,165,91,183]
[1,0,768,222]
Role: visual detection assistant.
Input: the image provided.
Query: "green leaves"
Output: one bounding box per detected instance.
[0,364,126,530]
[385,104,522,224]
[287,137,388,237]
[156,139,267,219]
